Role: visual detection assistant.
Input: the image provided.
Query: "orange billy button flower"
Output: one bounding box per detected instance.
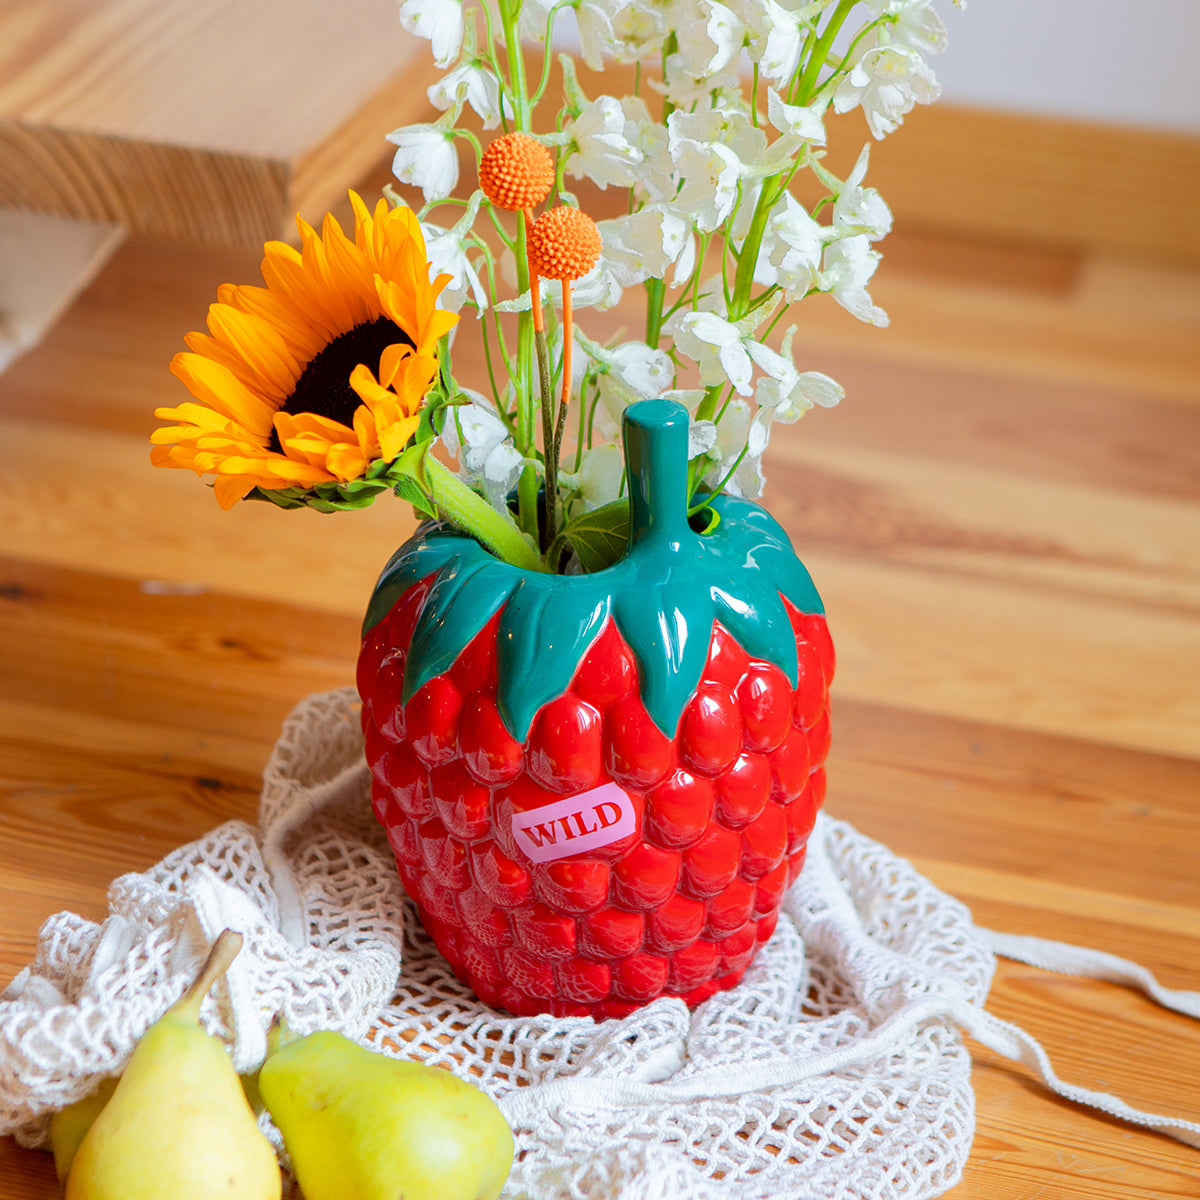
[151,192,458,509]
[478,132,555,212]
[479,132,556,335]
[528,206,602,411]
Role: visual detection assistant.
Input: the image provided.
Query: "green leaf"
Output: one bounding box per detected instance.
[393,474,438,521]
[563,501,631,573]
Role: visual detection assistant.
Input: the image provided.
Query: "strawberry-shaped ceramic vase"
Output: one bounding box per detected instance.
[357,399,833,1018]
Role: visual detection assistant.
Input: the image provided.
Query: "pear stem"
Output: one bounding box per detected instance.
[174,929,243,1019]
[266,1015,302,1057]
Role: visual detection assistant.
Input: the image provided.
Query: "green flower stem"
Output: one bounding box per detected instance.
[645,277,666,347]
[498,0,540,543]
[792,0,857,106]
[425,456,546,571]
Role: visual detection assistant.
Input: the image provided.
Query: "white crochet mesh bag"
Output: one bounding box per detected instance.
[2,689,1197,1199]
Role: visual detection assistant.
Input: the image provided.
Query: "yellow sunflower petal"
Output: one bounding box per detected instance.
[213,475,257,510]
[205,303,301,401]
[324,442,371,482]
[168,354,276,437]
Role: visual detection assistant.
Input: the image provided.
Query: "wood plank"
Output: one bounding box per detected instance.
[824,103,1200,269]
[0,417,418,615]
[0,0,433,245]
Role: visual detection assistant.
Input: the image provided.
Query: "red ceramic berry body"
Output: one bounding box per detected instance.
[359,588,832,1019]
[358,400,833,1017]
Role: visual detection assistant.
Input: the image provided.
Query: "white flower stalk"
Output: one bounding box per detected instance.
[427,59,512,130]
[387,118,459,203]
[398,0,464,68]
[441,397,526,508]
[833,44,941,139]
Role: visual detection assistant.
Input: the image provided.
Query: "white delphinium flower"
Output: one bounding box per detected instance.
[866,0,948,55]
[668,109,765,233]
[765,89,826,144]
[619,97,675,201]
[427,59,511,130]
[660,53,743,107]
[821,234,889,326]
[597,207,691,286]
[738,0,805,85]
[441,396,525,508]
[703,399,770,498]
[420,193,488,315]
[518,0,560,41]
[668,109,768,169]
[574,0,623,68]
[496,263,625,313]
[670,141,742,232]
[753,330,844,422]
[833,44,941,139]
[563,96,644,189]
[610,0,673,59]
[596,340,676,418]
[756,193,824,301]
[398,0,464,68]
[832,145,892,240]
[665,311,759,395]
[559,444,624,513]
[387,119,459,203]
[674,0,745,76]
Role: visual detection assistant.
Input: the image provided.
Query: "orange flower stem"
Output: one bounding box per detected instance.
[523,209,545,335]
[560,280,573,417]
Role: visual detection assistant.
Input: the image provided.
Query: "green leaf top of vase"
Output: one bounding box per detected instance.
[364,399,824,741]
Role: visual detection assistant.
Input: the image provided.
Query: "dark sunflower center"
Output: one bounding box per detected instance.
[269,315,413,452]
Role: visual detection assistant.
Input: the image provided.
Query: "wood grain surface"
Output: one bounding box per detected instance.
[2,139,1199,1200]
[0,0,429,245]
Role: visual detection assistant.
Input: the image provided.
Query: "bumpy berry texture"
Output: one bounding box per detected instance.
[359,580,833,1020]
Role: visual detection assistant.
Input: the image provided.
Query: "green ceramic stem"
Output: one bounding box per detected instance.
[624,399,692,551]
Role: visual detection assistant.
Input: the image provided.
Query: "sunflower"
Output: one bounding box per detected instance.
[152,192,458,509]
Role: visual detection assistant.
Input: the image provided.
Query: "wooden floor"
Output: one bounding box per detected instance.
[1,176,1199,1197]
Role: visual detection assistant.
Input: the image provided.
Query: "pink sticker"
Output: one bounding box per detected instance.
[511,781,637,864]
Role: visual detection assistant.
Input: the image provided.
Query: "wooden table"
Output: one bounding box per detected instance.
[2,153,1199,1199]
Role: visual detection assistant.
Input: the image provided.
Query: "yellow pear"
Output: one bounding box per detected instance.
[65,930,281,1200]
[258,1022,513,1200]
[49,1077,118,1184]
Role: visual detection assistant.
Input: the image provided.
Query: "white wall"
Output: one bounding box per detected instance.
[934,0,1200,134]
